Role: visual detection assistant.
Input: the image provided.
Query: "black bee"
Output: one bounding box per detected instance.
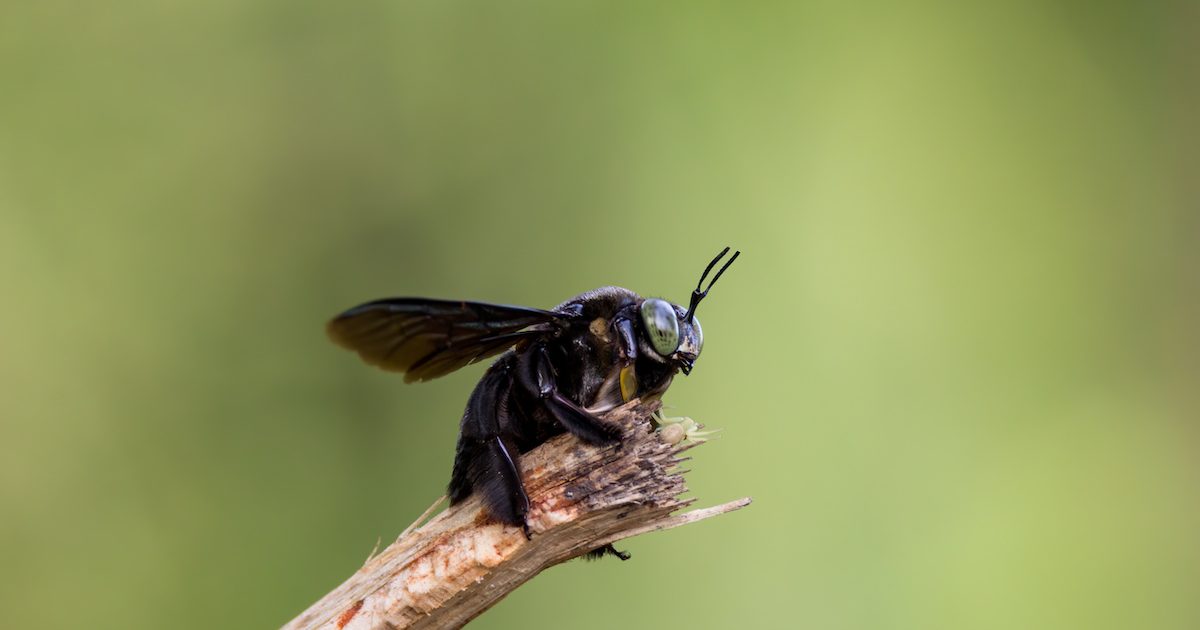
[327,247,739,548]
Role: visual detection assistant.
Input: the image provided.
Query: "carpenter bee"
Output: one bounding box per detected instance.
[327,247,739,551]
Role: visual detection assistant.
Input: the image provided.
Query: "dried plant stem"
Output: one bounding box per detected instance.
[282,399,750,630]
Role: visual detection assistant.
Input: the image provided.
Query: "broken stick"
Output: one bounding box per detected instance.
[282,399,751,630]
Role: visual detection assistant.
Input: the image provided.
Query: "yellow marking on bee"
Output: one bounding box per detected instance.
[619,365,638,402]
[588,317,609,341]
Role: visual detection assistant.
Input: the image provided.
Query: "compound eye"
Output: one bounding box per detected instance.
[692,315,703,355]
[640,298,680,356]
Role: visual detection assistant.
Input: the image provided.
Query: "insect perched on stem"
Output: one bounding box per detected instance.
[327,247,739,558]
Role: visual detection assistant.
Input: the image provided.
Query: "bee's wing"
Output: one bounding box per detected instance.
[326,298,571,383]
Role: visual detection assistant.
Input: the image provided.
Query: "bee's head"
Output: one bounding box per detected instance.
[638,247,739,375]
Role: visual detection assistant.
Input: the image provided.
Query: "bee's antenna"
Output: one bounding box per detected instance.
[685,247,740,323]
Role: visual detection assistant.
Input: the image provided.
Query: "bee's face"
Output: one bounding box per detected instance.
[675,314,703,375]
[638,298,704,375]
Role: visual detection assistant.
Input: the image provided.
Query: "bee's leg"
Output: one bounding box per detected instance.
[583,543,632,561]
[449,363,531,532]
[479,435,531,537]
[613,316,638,364]
[613,316,640,401]
[517,345,623,445]
[447,436,475,505]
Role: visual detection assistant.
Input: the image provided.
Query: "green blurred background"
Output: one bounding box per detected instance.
[2,2,1197,629]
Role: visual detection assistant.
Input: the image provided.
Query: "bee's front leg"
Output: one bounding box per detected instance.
[517,344,623,445]
[613,315,640,401]
[613,315,638,364]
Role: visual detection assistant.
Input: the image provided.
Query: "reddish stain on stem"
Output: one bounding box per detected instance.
[335,599,364,629]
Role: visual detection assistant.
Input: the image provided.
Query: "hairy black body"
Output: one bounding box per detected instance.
[446,287,683,527]
[326,248,739,556]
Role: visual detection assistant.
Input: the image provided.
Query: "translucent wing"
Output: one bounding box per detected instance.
[326,298,568,383]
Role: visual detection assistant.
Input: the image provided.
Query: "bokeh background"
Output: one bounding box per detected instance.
[2,2,1197,629]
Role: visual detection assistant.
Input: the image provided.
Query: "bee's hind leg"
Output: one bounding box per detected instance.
[450,362,533,534]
